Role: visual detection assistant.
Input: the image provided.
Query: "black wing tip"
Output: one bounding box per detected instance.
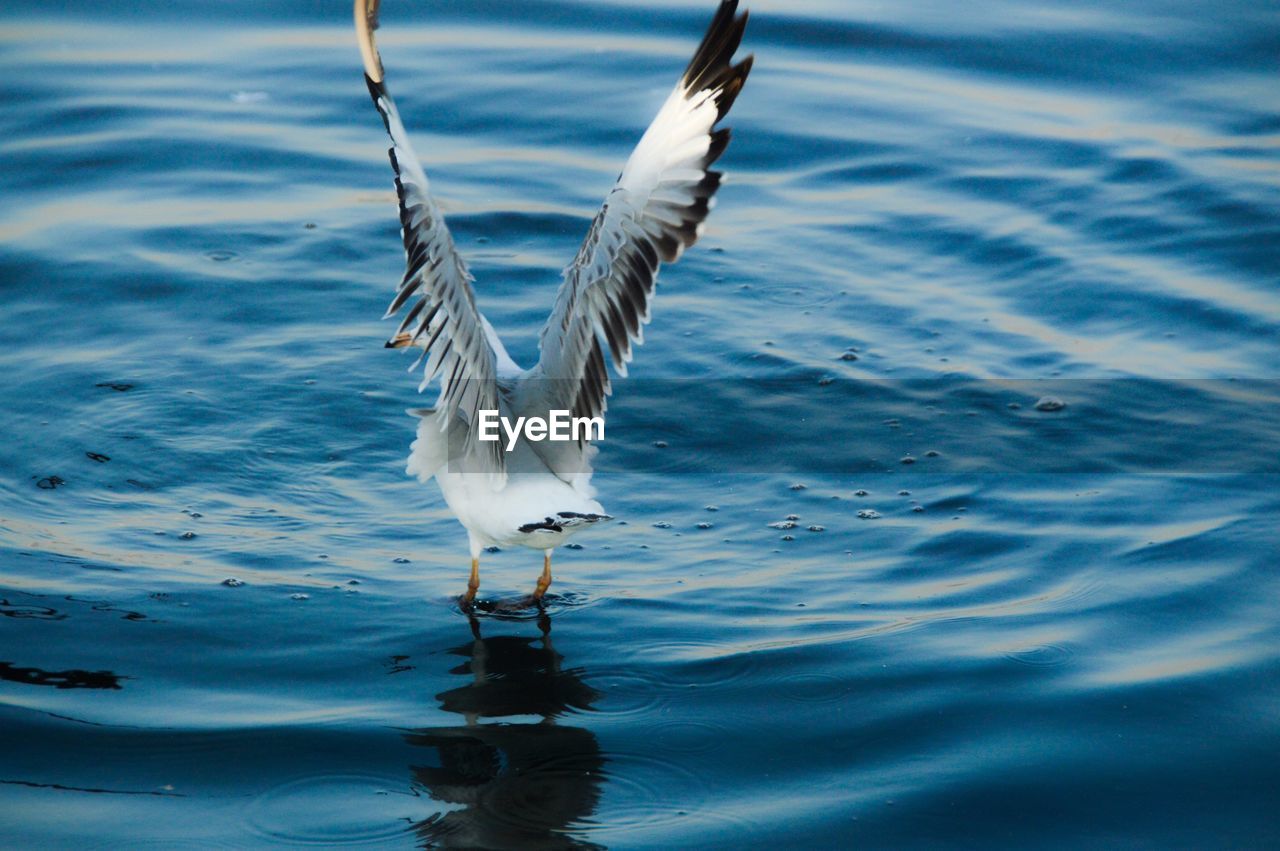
[682,2,750,95]
[709,54,753,122]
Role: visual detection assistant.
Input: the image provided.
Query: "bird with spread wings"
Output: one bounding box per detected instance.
[355,0,751,606]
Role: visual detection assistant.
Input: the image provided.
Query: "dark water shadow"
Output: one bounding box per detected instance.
[0,661,122,690]
[405,613,606,850]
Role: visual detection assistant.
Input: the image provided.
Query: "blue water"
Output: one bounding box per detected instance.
[2,1,1279,847]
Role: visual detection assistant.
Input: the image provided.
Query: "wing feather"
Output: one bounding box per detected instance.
[355,0,502,474]
[534,5,755,430]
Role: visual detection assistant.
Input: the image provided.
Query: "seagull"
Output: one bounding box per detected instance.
[354,0,751,605]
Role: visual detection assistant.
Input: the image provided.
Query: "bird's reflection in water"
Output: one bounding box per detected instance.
[407,613,606,849]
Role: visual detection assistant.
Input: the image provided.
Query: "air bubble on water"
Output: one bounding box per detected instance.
[653,521,672,529]
[925,450,940,457]
[704,505,719,512]
[769,521,796,530]
[781,535,795,541]
[485,545,501,553]
[392,557,410,564]
[857,509,881,520]
[818,376,833,386]
[855,490,869,497]
[839,352,858,361]
[290,593,310,601]
[808,525,824,532]
[653,441,668,448]
[789,483,807,491]
[898,490,911,496]
[1034,396,1066,412]
[696,522,713,529]
[565,542,584,549]
[900,456,916,464]
[179,531,197,540]
[912,506,924,513]
[786,514,800,521]
[883,419,900,428]
[347,579,360,585]
[1007,402,1021,410]
[222,578,245,587]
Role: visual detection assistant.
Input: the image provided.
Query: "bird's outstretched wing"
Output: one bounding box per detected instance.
[356,0,502,471]
[536,0,752,424]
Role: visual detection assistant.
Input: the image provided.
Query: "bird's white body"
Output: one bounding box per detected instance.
[404,320,609,557]
[407,404,607,557]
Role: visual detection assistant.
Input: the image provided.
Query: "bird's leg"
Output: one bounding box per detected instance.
[461,534,483,608]
[463,556,480,605]
[533,549,553,601]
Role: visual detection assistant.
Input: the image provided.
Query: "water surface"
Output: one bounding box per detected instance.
[2,0,1278,847]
